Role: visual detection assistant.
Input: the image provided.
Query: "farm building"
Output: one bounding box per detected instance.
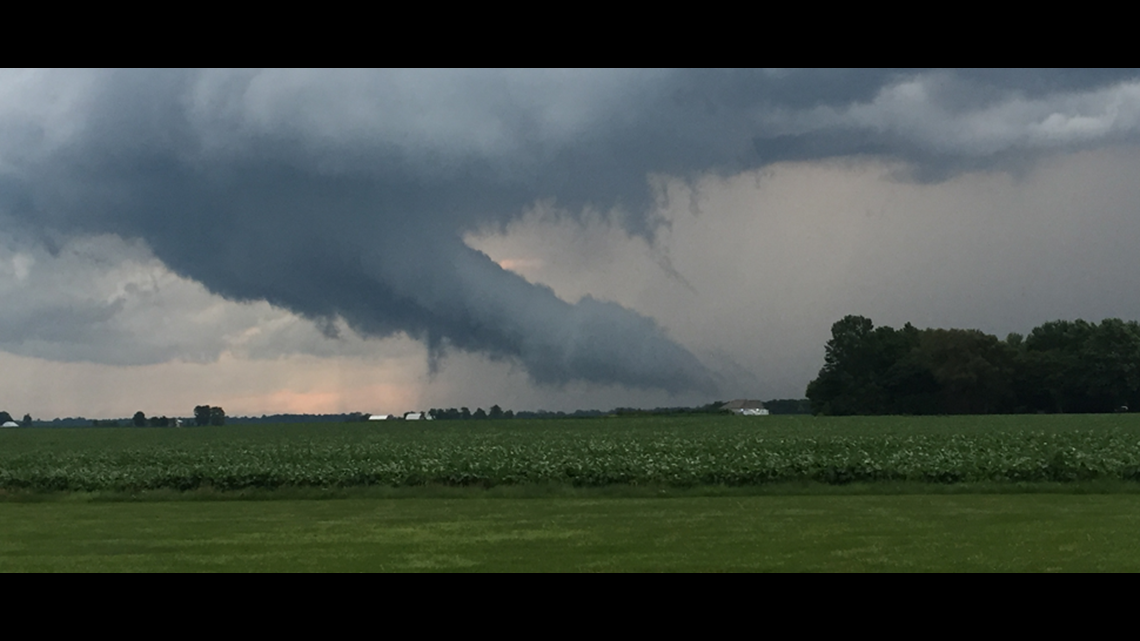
[1,421,18,427]
[368,414,396,421]
[720,400,769,416]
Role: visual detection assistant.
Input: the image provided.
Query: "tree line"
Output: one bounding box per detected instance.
[108,406,228,427]
[0,411,32,426]
[100,406,228,427]
[5,398,817,429]
[430,406,513,420]
[0,406,228,428]
[806,315,1140,415]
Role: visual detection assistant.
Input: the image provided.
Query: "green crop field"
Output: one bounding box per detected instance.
[3,414,1140,494]
[5,415,1140,571]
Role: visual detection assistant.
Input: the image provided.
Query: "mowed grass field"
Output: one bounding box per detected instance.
[4,495,1140,572]
[4,414,1140,571]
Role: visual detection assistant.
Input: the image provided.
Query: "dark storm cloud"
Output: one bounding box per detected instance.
[1,69,1138,394]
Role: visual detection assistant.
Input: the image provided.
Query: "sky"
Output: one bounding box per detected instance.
[2,68,1140,419]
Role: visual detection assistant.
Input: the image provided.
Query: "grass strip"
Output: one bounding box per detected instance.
[3,494,1140,572]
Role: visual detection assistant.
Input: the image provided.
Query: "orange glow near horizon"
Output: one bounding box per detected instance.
[0,349,430,419]
[220,383,422,416]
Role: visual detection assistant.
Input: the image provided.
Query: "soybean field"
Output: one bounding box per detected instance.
[4,414,1140,494]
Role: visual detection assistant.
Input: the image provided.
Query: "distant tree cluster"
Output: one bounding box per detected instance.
[610,402,731,417]
[44,417,98,427]
[225,413,367,424]
[419,403,784,420]
[0,411,33,426]
[428,405,514,420]
[131,411,178,427]
[517,409,603,419]
[806,315,1140,415]
[193,405,226,426]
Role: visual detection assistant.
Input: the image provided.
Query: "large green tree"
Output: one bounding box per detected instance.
[1020,319,1140,413]
[194,405,211,426]
[911,329,1017,414]
[806,316,923,415]
[809,315,1140,416]
[1076,318,1140,412]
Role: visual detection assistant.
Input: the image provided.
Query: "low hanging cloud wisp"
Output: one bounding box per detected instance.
[2,69,1139,396]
